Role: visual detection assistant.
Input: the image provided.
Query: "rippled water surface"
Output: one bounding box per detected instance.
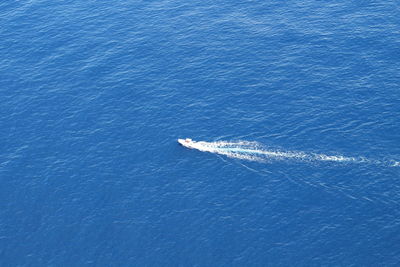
[1,1,399,266]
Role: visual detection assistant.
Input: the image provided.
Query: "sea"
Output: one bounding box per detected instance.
[1,1,399,266]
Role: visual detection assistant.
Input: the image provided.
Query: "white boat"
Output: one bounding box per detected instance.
[177,138,196,149]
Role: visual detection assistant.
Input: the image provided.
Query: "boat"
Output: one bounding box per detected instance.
[177,138,196,149]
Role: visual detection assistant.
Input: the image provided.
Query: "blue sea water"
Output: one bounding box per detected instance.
[1,0,400,266]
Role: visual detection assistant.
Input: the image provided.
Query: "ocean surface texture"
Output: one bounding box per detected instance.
[1,1,399,266]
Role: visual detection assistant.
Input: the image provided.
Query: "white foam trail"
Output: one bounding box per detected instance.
[188,140,398,167]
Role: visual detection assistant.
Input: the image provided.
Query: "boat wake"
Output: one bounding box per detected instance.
[179,139,399,167]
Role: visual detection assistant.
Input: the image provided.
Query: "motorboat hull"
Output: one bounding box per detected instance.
[178,138,196,149]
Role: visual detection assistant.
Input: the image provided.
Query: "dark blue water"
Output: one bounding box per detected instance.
[1,1,400,266]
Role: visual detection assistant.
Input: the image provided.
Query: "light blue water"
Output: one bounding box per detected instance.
[1,1,400,266]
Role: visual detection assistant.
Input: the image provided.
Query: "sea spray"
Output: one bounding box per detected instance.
[183,140,399,167]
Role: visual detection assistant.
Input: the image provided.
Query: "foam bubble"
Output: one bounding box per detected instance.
[186,140,397,167]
